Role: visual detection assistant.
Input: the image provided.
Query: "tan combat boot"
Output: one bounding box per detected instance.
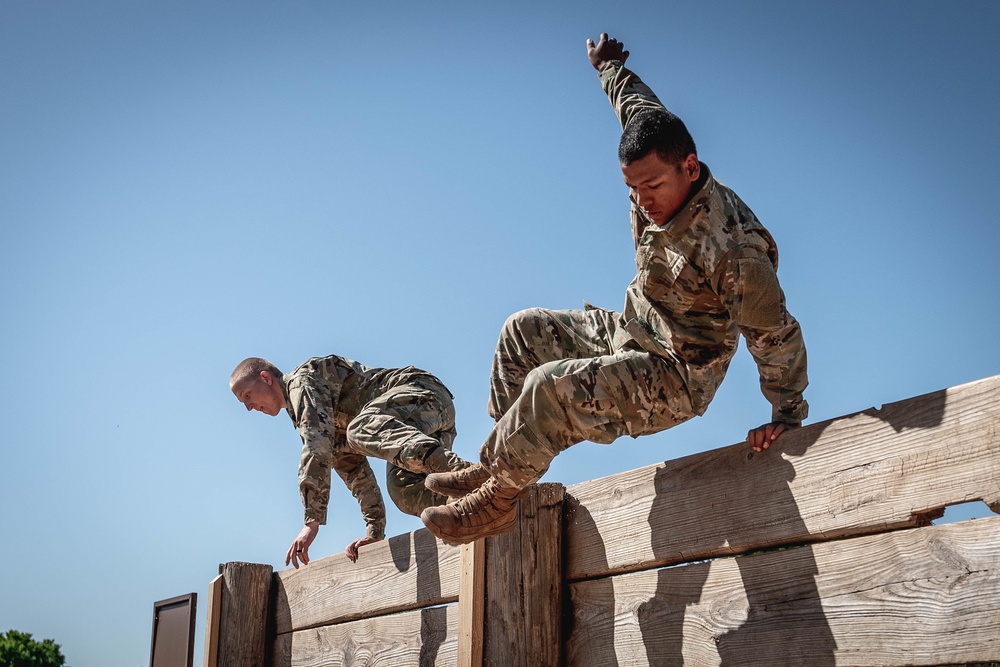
[422,447,472,474]
[420,476,521,545]
[424,463,490,498]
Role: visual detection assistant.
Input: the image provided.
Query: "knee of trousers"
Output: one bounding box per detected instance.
[489,308,550,420]
[484,366,566,489]
[345,415,439,472]
[495,307,553,354]
[502,307,548,335]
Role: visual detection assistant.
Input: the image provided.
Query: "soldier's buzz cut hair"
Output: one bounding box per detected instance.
[230,357,283,386]
[619,109,697,167]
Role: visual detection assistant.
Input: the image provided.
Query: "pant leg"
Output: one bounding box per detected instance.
[385,463,448,516]
[482,350,696,489]
[346,379,458,514]
[489,307,618,420]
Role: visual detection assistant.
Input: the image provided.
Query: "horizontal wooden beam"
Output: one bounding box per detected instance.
[567,515,1000,666]
[565,375,1000,580]
[274,603,457,667]
[274,527,461,634]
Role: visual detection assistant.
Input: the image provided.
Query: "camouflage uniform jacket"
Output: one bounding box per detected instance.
[600,62,809,424]
[281,355,444,540]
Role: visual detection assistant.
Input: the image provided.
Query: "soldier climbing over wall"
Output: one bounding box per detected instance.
[420,34,809,545]
[230,354,471,566]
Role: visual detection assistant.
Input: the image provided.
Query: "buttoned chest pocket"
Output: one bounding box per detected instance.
[636,242,700,312]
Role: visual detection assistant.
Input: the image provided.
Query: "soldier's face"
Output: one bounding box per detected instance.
[231,373,284,416]
[621,152,700,226]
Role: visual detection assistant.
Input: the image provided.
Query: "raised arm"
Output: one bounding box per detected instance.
[587,33,666,129]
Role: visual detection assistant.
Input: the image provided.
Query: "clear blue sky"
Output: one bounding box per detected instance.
[2,2,998,665]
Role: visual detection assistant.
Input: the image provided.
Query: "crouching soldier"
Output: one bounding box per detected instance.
[230,355,471,566]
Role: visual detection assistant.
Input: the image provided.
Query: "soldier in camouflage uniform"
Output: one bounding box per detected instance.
[421,34,809,545]
[229,355,470,567]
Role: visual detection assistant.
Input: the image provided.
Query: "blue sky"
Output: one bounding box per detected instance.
[2,2,998,665]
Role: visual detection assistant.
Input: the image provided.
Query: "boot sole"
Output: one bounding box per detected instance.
[426,512,518,545]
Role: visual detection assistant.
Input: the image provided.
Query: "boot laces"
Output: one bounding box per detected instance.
[452,478,518,525]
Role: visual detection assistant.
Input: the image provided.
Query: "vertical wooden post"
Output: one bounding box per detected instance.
[203,574,223,667]
[458,539,485,667]
[215,561,273,667]
[483,482,565,666]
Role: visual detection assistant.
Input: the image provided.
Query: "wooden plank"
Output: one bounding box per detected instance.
[567,516,1000,667]
[217,562,273,667]
[457,539,484,667]
[274,527,461,634]
[272,603,458,667]
[203,574,223,667]
[566,374,1000,580]
[482,483,565,667]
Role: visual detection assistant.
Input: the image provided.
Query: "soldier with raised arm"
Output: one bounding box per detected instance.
[420,34,809,545]
[230,355,471,566]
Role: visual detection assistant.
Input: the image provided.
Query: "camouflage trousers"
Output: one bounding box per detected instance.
[347,379,455,516]
[482,307,696,489]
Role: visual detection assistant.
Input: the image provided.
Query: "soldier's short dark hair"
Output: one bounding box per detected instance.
[230,357,283,386]
[619,109,697,166]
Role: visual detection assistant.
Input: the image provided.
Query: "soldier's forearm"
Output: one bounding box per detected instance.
[599,61,666,130]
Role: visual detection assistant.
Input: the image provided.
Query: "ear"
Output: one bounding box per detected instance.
[259,370,273,385]
[683,154,700,182]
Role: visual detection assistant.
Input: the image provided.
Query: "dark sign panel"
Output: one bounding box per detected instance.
[149,593,196,667]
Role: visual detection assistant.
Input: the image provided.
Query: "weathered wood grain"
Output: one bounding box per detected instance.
[483,483,565,667]
[457,540,484,667]
[566,375,1000,580]
[274,527,461,634]
[203,574,222,667]
[273,604,458,667]
[567,516,1000,667]
[217,561,272,667]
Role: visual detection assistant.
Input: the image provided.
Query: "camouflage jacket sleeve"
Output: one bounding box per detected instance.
[598,61,667,130]
[599,62,670,244]
[330,451,386,541]
[716,245,809,424]
[290,375,387,537]
[288,375,338,525]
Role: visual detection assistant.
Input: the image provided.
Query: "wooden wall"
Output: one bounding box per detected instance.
[207,375,1000,667]
[564,374,1000,666]
[273,528,461,667]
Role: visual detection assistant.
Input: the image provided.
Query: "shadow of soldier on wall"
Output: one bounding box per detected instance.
[388,529,447,667]
[568,385,950,666]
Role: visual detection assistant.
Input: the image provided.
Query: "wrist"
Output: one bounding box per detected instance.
[598,59,623,73]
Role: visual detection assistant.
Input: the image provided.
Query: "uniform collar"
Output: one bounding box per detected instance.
[666,161,713,239]
[280,373,295,424]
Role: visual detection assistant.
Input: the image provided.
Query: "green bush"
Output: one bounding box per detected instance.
[0,630,66,667]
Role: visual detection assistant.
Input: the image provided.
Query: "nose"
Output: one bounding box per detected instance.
[245,403,253,412]
[631,187,648,210]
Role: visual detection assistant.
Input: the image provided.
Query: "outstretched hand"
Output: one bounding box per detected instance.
[346,535,380,563]
[746,421,800,452]
[285,522,319,569]
[586,33,629,71]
